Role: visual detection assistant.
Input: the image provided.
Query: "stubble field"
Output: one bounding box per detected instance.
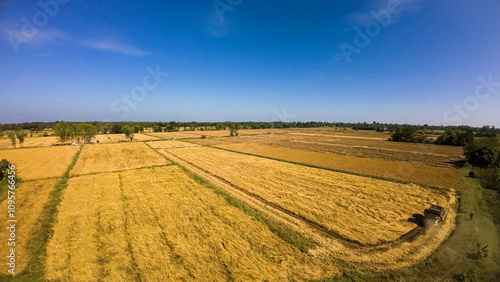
[0,127,463,280]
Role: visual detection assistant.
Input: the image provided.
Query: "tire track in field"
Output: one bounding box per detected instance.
[163,149,423,251]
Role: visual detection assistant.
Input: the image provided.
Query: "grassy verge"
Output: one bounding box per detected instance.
[144,143,312,252]
[2,146,83,281]
[334,167,500,281]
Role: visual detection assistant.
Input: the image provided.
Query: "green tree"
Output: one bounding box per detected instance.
[464,138,500,168]
[391,126,428,143]
[229,123,241,137]
[0,159,13,181]
[15,130,26,147]
[7,131,16,148]
[54,121,74,143]
[122,125,135,141]
[75,123,97,143]
[0,130,5,139]
[436,128,474,146]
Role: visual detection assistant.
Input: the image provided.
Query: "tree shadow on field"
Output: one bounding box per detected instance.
[407,213,425,227]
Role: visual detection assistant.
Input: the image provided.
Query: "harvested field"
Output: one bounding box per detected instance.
[209,133,464,167]
[71,142,168,175]
[0,136,58,149]
[146,140,198,149]
[147,132,203,139]
[46,167,337,281]
[0,179,59,275]
[183,129,286,137]
[216,143,458,188]
[165,147,450,245]
[0,146,80,180]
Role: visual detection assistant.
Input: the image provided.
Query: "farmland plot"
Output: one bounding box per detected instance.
[0,136,58,149]
[147,132,203,139]
[0,179,58,275]
[71,142,168,175]
[216,143,458,188]
[46,166,337,281]
[146,140,198,149]
[166,147,450,245]
[0,146,79,180]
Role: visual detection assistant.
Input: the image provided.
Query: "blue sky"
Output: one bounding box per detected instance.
[1,0,499,126]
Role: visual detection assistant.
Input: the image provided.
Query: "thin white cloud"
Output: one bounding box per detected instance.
[345,0,427,27]
[81,39,150,56]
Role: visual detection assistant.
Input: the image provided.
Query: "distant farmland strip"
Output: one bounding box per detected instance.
[215,143,458,188]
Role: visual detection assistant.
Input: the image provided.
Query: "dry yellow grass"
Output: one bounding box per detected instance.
[166,147,450,245]
[146,140,198,149]
[0,179,58,275]
[0,146,79,180]
[71,142,168,175]
[147,132,203,139]
[216,143,458,188]
[0,136,58,149]
[46,167,337,281]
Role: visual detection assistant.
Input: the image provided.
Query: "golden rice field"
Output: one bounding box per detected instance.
[0,136,58,149]
[46,166,337,281]
[146,140,198,149]
[165,147,450,245]
[216,143,458,188]
[0,146,79,180]
[71,142,168,175]
[92,133,159,143]
[0,179,59,275]
[147,131,203,139]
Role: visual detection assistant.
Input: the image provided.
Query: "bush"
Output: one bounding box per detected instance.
[463,138,500,168]
[0,159,12,181]
[469,170,477,178]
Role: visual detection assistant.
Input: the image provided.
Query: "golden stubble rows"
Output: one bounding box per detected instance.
[146,140,198,149]
[166,147,450,245]
[0,146,79,180]
[216,143,458,188]
[70,142,168,175]
[46,166,337,281]
[0,179,59,275]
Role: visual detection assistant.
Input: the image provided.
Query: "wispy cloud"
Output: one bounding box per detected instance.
[81,39,150,56]
[345,0,427,27]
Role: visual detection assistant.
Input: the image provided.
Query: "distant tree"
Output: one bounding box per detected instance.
[464,138,500,168]
[229,123,241,137]
[435,128,474,146]
[215,123,225,130]
[152,124,162,132]
[0,131,4,139]
[111,124,123,134]
[122,125,135,141]
[74,123,97,143]
[15,130,26,147]
[391,126,428,143]
[54,121,74,143]
[7,131,16,148]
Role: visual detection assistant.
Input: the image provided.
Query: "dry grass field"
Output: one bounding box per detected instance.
[0,179,59,275]
[216,143,458,188]
[165,147,450,245]
[147,132,203,139]
[0,146,79,180]
[92,133,158,143]
[0,136,58,149]
[214,133,464,167]
[71,142,168,175]
[46,166,337,281]
[146,140,198,149]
